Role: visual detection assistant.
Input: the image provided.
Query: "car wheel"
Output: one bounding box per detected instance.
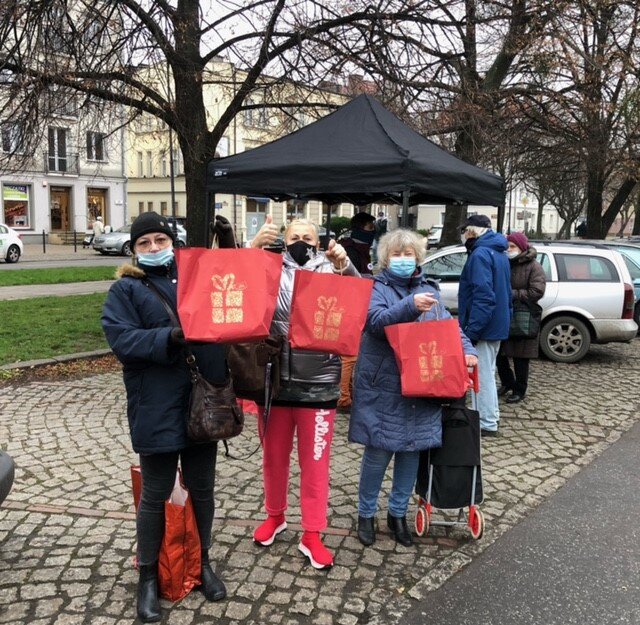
[5,244,21,263]
[540,315,591,363]
[121,241,132,256]
[175,239,186,248]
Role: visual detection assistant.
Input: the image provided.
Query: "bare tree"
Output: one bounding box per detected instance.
[0,0,419,245]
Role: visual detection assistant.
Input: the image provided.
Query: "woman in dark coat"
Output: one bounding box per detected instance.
[101,212,233,622]
[349,229,477,548]
[497,232,547,404]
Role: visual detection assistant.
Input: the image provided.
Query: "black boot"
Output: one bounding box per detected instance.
[387,513,413,547]
[357,516,376,546]
[137,563,161,623]
[200,551,227,602]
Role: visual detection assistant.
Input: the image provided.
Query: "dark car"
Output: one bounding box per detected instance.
[0,451,15,506]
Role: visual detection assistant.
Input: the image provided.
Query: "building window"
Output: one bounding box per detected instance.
[161,152,168,177]
[137,152,143,177]
[160,201,168,215]
[138,202,144,214]
[1,122,24,154]
[47,127,68,172]
[2,183,31,228]
[147,201,153,212]
[146,151,153,177]
[86,131,106,161]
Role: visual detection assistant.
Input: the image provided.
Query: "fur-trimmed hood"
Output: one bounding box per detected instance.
[115,263,145,280]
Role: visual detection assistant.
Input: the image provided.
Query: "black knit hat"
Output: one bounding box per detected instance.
[130,212,176,247]
[460,214,492,231]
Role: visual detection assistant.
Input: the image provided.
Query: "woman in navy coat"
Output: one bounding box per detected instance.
[349,229,477,547]
[101,212,233,622]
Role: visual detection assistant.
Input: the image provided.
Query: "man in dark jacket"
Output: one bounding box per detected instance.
[338,212,376,411]
[458,215,512,436]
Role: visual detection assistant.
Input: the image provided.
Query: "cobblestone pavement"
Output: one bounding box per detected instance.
[1,340,639,625]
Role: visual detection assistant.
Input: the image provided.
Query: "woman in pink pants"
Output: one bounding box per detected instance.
[250,217,359,569]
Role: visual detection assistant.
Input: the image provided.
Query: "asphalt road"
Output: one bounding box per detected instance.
[403,420,640,625]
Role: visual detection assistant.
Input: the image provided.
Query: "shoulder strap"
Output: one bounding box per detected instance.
[142,278,181,328]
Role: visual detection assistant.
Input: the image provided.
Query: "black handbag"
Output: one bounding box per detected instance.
[509,300,542,339]
[143,279,244,443]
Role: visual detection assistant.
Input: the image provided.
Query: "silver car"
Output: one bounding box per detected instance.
[93,224,187,256]
[422,243,638,363]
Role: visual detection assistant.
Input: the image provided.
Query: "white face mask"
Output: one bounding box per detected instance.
[460,234,467,245]
[507,250,519,259]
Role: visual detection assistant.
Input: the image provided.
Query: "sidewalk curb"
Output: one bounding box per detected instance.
[0,348,113,371]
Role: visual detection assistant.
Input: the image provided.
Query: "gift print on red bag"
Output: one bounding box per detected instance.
[313,296,344,342]
[211,273,246,324]
[419,342,444,382]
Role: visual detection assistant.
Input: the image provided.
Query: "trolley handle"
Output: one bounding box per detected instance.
[468,364,479,394]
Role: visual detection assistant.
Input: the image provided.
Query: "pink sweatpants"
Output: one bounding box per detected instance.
[258,405,335,531]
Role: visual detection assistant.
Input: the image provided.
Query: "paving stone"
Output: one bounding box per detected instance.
[0,341,638,624]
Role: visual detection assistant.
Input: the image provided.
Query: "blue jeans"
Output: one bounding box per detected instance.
[476,340,501,431]
[358,446,420,518]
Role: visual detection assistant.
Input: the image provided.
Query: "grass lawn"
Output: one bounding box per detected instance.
[0,266,118,287]
[0,293,109,365]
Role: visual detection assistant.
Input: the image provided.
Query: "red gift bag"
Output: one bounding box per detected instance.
[131,466,201,602]
[288,271,373,356]
[384,319,469,398]
[175,248,282,342]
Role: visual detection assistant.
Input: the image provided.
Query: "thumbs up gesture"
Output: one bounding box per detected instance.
[325,238,348,271]
[251,214,280,249]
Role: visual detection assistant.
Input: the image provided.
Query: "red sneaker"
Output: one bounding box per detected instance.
[253,515,287,546]
[298,531,334,569]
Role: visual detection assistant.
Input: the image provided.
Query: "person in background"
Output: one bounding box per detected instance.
[102,212,232,622]
[250,217,359,569]
[337,211,376,413]
[349,229,477,547]
[458,215,512,437]
[497,232,546,404]
[371,211,388,265]
[89,216,105,246]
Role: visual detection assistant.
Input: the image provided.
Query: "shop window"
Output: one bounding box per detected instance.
[2,183,31,228]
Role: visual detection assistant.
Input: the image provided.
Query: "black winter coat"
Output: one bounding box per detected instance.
[101,261,228,454]
[499,247,547,359]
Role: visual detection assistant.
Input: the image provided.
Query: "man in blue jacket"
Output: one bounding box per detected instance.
[458,215,512,436]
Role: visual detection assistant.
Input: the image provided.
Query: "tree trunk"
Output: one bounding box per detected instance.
[585,168,606,239]
[536,196,545,237]
[601,178,638,235]
[633,191,640,236]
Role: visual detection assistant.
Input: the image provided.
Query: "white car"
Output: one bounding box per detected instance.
[0,223,24,263]
[422,243,638,363]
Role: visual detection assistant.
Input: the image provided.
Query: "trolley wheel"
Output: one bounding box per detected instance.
[415,506,430,537]
[469,507,484,540]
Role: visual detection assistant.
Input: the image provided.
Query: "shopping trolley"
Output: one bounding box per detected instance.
[414,367,484,540]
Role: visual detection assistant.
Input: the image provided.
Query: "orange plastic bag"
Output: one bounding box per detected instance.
[288,271,373,356]
[384,319,469,399]
[175,248,282,342]
[131,466,201,602]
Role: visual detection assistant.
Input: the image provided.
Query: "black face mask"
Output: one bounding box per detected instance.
[286,240,317,266]
[465,237,477,254]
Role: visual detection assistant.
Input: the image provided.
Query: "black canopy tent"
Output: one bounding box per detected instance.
[205,94,504,242]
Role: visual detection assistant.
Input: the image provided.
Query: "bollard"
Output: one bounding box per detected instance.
[42,229,46,254]
[73,230,77,252]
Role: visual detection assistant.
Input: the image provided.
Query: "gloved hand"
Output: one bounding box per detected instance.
[209,215,236,249]
[169,327,187,347]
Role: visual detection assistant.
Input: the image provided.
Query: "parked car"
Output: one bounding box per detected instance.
[529,240,640,327]
[426,224,443,248]
[93,224,187,256]
[0,223,24,263]
[0,450,15,506]
[422,243,638,363]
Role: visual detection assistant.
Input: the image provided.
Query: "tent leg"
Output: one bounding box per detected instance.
[401,190,410,228]
[206,192,214,248]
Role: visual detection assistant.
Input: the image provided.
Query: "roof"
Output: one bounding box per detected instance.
[206,94,505,207]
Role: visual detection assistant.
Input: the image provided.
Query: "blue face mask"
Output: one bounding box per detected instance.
[137,247,174,267]
[388,257,416,278]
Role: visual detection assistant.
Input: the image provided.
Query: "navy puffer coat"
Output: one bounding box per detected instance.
[101,261,228,454]
[349,268,476,453]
